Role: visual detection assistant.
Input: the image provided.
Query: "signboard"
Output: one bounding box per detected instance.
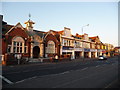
[97,49,102,52]
[90,49,97,52]
[84,48,90,52]
[102,50,106,53]
[62,46,74,50]
[62,50,73,52]
[74,48,83,51]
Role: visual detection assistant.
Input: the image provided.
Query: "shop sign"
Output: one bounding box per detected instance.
[62,50,73,52]
[74,48,83,51]
[63,46,74,50]
[84,48,90,52]
[90,49,97,52]
[102,50,106,53]
[97,49,102,52]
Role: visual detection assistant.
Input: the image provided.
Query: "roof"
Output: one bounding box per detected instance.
[25,30,46,38]
[58,30,64,35]
[114,47,120,49]
[24,19,35,24]
[89,36,99,42]
[33,30,46,38]
[76,33,83,37]
[2,24,14,35]
[89,36,99,39]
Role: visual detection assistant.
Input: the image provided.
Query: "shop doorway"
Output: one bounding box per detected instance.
[84,52,89,58]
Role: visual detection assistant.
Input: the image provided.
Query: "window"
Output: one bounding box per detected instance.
[64,39,67,46]
[69,40,70,46]
[13,42,23,53]
[46,40,55,54]
[12,36,25,53]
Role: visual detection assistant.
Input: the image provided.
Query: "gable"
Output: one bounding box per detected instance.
[5,22,25,35]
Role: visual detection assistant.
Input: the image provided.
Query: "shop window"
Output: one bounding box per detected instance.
[64,39,67,46]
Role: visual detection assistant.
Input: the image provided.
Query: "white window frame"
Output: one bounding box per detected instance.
[46,40,55,54]
[11,36,25,53]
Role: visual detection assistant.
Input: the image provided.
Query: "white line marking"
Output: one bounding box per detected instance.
[96,65,100,67]
[15,76,37,84]
[60,71,70,74]
[0,75,13,84]
[105,79,118,88]
[81,67,88,71]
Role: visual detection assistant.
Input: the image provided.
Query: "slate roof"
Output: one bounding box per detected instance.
[2,21,14,35]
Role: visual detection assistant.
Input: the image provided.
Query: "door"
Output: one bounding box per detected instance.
[33,46,40,58]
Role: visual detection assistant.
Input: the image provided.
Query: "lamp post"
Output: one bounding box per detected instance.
[81,24,89,35]
[81,24,89,61]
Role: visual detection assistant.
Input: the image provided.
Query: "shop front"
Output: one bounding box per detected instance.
[97,49,102,57]
[90,49,97,58]
[74,48,83,59]
[62,46,74,59]
[84,48,90,58]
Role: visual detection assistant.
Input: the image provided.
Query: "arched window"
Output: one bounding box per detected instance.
[10,36,27,53]
[46,40,55,54]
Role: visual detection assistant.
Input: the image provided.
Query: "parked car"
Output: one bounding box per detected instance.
[98,55,107,60]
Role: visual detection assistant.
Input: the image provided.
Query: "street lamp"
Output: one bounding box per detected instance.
[81,24,89,35]
[81,24,89,61]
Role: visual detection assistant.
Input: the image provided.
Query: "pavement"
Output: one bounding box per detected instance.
[2,57,98,67]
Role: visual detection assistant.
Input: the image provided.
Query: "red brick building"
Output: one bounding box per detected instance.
[2,19,45,65]
[44,30,61,58]
[2,21,31,65]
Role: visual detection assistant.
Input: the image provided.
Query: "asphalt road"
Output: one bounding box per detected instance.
[2,56,119,88]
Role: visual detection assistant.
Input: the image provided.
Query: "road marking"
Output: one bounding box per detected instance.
[104,79,118,88]
[81,67,88,71]
[0,75,13,84]
[9,66,14,67]
[60,71,70,74]
[96,65,100,67]
[15,76,37,84]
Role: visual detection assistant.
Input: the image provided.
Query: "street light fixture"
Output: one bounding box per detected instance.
[81,24,89,61]
[82,24,89,35]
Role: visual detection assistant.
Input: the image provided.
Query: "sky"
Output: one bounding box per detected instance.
[1,1,118,46]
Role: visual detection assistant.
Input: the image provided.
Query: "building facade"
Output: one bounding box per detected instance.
[2,19,115,65]
[2,19,45,65]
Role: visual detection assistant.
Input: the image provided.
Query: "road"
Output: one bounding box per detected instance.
[2,56,119,88]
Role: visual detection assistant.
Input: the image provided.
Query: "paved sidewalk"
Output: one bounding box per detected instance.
[2,57,99,67]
